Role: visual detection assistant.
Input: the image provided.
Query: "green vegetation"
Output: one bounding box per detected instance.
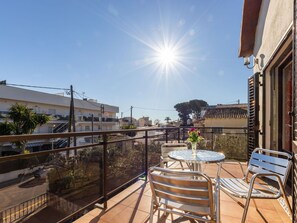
[174,99,208,125]
[0,103,50,152]
[121,124,137,137]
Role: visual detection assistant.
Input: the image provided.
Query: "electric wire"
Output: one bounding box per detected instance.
[133,106,175,112]
[5,83,70,91]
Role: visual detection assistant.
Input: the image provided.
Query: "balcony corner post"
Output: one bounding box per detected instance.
[103,133,108,209]
[145,130,148,177]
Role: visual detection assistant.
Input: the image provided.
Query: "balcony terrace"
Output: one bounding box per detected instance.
[0,127,292,223]
[74,162,292,223]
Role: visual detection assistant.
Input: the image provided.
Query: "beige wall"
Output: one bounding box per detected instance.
[253,0,293,66]
[204,118,247,130]
[252,0,293,148]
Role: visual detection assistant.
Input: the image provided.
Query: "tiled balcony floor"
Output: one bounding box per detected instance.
[74,162,292,223]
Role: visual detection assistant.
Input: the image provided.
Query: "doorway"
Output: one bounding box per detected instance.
[271,54,292,152]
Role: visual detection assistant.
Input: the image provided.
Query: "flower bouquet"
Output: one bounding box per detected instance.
[187,128,204,154]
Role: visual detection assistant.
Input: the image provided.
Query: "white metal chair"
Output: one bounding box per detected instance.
[148,167,219,223]
[160,142,188,170]
[218,148,292,223]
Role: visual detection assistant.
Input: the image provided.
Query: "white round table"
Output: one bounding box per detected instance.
[168,149,225,172]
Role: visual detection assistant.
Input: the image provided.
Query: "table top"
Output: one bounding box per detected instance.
[168,149,225,163]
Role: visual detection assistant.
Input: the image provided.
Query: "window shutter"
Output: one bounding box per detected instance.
[293,1,297,221]
[247,73,260,159]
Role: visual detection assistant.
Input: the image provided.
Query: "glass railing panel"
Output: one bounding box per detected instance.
[166,128,179,142]
[0,146,103,223]
[147,130,164,168]
[177,127,247,160]
[106,139,145,193]
[212,132,247,160]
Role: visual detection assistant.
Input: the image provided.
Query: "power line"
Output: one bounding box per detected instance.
[5,82,70,91]
[133,106,175,112]
[74,91,105,111]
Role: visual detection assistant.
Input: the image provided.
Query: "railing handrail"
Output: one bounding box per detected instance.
[0,126,247,143]
[0,126,248,223]
[0,126,247,163]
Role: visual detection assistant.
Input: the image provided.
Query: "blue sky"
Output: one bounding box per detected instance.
[0,0,251,122]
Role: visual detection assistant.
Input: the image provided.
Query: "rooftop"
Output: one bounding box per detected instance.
[204,107,248,119]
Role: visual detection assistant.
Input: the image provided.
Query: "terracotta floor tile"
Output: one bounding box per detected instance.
[99,204,127,222]
[220,214,243,223]
[75,162,291,223]
[106,206,149,223]
[73,213,98,223]
[129,194,152,213]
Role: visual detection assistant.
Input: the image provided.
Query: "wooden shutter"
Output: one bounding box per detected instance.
[247,73,260,159]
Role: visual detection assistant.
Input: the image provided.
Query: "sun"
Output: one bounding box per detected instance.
[153,44,181,76]
[157,46,177,67]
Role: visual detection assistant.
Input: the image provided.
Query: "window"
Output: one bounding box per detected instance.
[271,53,292,152]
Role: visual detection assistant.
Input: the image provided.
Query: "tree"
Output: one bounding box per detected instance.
[0,103,50,152]
[174,102,191,125]
[189,99,208,119]
[154,119,160,126]
[164,117,171,123]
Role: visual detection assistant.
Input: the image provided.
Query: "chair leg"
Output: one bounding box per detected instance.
[149,201,155,223]
[241,196,252,223]
[282,193,293,217]
[179,161,184,170]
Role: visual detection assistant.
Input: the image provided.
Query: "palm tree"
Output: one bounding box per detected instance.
[164,117,171,123]
[0,103,50,152]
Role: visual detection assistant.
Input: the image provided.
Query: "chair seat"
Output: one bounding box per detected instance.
[160,198,211,216]
[219,178,279,199]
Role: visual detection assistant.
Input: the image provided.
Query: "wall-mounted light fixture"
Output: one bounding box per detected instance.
[243,56,259,69]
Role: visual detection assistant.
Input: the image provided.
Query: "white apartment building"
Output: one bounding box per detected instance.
[0,85,119,150]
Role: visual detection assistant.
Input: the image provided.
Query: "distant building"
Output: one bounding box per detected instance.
[137,117,152,127]
[0,85,119,150]
[195,103,247,133]
[119,117,137,127]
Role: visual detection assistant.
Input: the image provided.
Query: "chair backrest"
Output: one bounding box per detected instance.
[161,143,188,162]
[248,148,292,184]
[148,167,215,219]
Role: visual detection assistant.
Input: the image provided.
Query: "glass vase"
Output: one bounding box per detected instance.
[191,142,197,155]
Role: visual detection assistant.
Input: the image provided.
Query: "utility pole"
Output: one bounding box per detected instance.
[130,106,133,125]
[91,113,94,143]
[67,85,76,149]
[100,104,104,130]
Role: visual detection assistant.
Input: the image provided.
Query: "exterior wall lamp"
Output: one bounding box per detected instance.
[244,56,259,69]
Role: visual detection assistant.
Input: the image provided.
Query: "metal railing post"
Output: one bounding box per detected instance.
[165,129,168,143]
[178,128,180,142]
[145,130,148,177]
[211,130,214,151]
[102,133,108,209]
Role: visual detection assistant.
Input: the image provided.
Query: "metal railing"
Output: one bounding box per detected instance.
[0,193,48,223]
[0,126,247,223]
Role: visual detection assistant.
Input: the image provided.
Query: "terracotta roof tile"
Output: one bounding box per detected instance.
[204,107,247,119]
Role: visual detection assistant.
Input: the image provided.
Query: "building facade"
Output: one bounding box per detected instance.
[137,117,152,127]
[239,0,297,221]
[195,104,247,133]
[0,85,119,149]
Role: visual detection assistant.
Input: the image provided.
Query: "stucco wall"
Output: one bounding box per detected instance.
[253,0,293,67]
[252,0,293,148]
[204,118,247,128]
